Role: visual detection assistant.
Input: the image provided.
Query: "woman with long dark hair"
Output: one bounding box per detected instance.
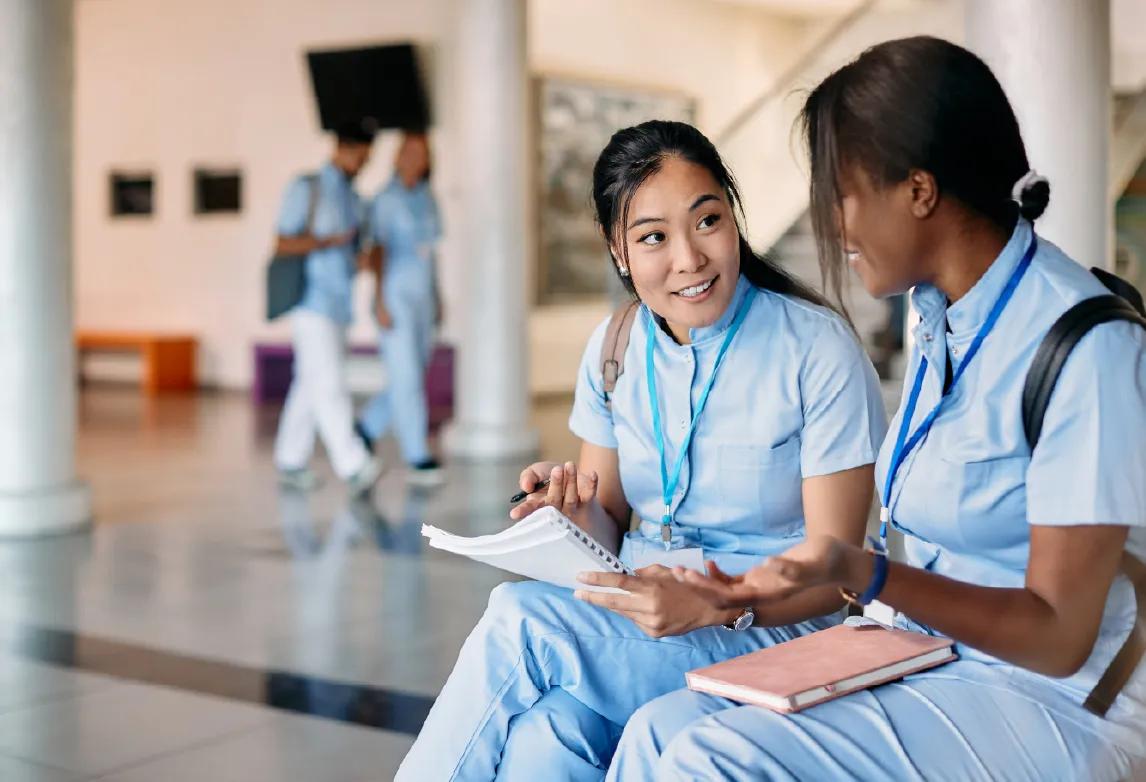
[396,120,886,780]
[610,37,1146,781]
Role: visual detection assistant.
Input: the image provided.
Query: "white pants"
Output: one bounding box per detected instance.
[274,309,368,479]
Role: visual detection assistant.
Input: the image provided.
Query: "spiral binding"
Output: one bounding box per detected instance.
[565,518,625,573]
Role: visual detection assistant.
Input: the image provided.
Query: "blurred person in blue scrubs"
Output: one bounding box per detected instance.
[395,120,888,781]
[356,132,445,485]
[611,37,1146,782]
[274,120,383,496]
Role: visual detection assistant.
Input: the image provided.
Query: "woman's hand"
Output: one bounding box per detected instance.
[319,229,357,249]
[574,565,738,638]
[509,461,600,524]
[680,535,865,609]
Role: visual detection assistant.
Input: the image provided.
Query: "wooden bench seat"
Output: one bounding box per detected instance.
[76,331,198,395]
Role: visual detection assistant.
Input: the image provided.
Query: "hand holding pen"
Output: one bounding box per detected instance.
[509,461,600,522]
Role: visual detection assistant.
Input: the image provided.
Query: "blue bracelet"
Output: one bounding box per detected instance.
[842,536,889,607]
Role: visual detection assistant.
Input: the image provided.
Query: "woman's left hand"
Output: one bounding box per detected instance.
[574,565,737,638]
[679,535,859,609]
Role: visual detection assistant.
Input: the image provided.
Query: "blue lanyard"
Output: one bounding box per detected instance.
[879,236,1038,549]
[646,285,757,548]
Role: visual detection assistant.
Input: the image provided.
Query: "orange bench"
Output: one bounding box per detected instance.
[76,331,198,395]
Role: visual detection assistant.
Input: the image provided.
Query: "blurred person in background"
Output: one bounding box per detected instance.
[274,119,384,496]
[356,132,446,485]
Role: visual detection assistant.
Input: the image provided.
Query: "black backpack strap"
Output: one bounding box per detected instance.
[1022,294,1146,450]
[1092,267,1145,315]
[1021,280,1146,717]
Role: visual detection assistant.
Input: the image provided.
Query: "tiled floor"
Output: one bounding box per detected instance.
[0,387,581,780]
[0,382,901,780]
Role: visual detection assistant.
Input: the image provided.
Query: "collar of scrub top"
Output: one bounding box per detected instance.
[646,276,758,550]
[647,273,755,351]
[321,160,352,185]
[881,224,1038,550]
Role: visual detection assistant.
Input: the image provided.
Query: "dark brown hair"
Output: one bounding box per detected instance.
[591,120,830,310]
[801,36,1049,298]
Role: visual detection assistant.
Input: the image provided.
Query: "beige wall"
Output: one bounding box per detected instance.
[74,0,813,392]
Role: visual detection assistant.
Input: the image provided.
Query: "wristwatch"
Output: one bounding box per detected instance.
[722,606,755,632]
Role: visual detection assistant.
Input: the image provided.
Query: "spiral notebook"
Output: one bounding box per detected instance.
[421,506,633,594]
[685,618,957,713]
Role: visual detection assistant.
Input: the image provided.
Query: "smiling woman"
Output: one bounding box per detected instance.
[594,121,832,343]
[395,120,888,781]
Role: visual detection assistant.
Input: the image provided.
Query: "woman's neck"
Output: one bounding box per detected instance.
[665,320,691,345]
[928,218,1012,304]
[651,313,691,344]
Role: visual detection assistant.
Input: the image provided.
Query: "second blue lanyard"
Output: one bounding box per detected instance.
[880,236,1038,549]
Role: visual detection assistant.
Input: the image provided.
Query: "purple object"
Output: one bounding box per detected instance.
[252,342,455,430]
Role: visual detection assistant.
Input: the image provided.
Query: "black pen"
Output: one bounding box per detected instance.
[510,479,551,505]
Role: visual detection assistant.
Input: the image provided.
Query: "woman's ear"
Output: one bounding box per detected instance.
[608,245,629,277]
[907,169,940,219]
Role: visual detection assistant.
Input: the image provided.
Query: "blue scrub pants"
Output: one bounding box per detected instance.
[359,268,435,465]
[609,659,1145,781]
[394,572,838,781]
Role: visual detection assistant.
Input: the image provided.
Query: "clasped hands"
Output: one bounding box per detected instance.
[511,461,860,639]
[575,536,853,637]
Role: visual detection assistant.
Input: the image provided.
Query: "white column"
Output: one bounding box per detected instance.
[966,0,1111,268]
[445,0,539,459]
[0,0,90,536]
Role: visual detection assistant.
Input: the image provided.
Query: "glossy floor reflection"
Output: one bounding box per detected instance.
[0,387,578,780]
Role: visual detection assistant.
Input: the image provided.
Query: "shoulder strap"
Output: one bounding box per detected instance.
[600,300,640,409]
[1084,551,1146,717]
[1022,294,1146,450]
[1020,271,1146,718]
[303,174,320,235]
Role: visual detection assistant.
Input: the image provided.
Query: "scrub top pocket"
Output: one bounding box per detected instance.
[943,454,1030,552]
[718,437,802,531]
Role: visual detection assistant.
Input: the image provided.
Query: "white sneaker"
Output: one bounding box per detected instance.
[278,467,321,492]
[347,457,385,497]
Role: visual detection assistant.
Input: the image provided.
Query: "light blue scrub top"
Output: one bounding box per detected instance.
[276,162,363,326]
[371,177,441,300]
[570,275,887,565]
[879,218,1146,730]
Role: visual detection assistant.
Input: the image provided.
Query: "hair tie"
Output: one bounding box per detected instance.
[1011,169,1048,204]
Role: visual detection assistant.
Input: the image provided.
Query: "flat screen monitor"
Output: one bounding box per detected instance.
[306,43,429,131]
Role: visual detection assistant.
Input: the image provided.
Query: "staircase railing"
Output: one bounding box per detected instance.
[716,0,876,146]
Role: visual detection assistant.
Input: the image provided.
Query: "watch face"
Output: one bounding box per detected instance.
[731,608,754,631]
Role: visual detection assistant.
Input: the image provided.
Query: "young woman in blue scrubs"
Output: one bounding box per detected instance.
[610,37,1146,781]
[395,121,888,780]
[356,133,445,484]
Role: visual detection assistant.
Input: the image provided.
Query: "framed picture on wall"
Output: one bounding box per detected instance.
[193,168,242,215]
[110,171,155,217]
[535,76,695,305]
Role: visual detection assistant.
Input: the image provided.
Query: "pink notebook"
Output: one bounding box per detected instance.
[686,621,957,713]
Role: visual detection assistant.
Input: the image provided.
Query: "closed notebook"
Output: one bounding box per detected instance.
[421,506,632,594]
[686,619,957,713]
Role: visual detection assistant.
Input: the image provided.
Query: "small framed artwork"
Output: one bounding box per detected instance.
[534,75,695,305]
[110,172,154,217]
[194,168,242,215]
